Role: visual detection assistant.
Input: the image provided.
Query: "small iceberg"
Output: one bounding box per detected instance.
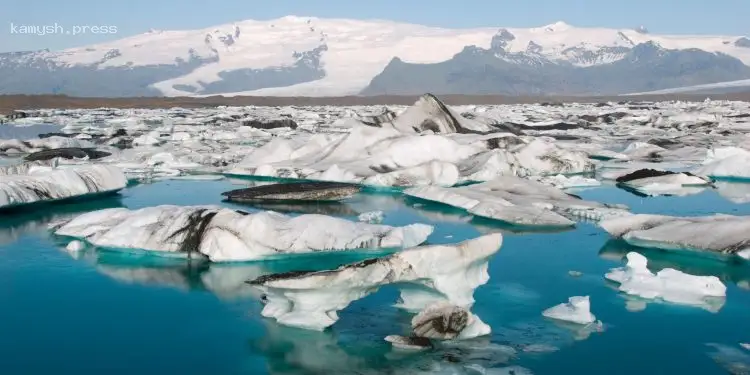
[614,169,711,196]
[542,296,597,325]
[599,214,750,259]
[51,205,433,262]
[248,233,502,330]
[605,252,727,309]
[411,302,490,340]
[0,164,127,210]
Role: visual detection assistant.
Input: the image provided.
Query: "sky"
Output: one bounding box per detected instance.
[0,0,747,52]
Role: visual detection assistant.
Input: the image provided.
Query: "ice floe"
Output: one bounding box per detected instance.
[405,176,630,226]
[0,164,127,209]
[248,233,502,330]
[51,205,433,262]
[541,296,597,325]
[221,181,361,202]
[600,214,750,259]
[605,252,727,309]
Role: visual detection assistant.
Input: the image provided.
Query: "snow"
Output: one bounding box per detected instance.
[606,252,727,309]
[52,205,433,262]
[249,233,502,330]
[0,164,127,209]
[542,296,597,325]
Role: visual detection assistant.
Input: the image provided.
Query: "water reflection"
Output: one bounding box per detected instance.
[713,181,750,204]
[0,197,124,245]
[248,320,529,375]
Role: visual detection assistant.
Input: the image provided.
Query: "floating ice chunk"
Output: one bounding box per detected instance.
[248,233,502,330]
[600,214,750,258]
[695,153,750,180]
[405,176,629,226]
[542,296,596,325]
[52,205,433,262]
[384,335,432,351]
[531,174,601,189]
[411,303,491,340]
[222,181,361,202]
[0,164,127,209]
[605,252,727,309]
[741,343,750,351]
[615,169,711,196]
[384,93,496,134]
[358,210,384,224]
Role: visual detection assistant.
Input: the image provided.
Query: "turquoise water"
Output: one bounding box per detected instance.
[1,179,749,374]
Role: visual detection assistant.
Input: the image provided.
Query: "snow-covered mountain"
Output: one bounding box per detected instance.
[1,16,750,97]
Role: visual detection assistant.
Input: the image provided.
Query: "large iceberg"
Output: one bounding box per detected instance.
[51,205,433,262]
[599,214,750,259]
[248,233,503,331]
[227,95,594,187]
[0,164,127,209]
[405,176,630,226]
[605,252,727,309]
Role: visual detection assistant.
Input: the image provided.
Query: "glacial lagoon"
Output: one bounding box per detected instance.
[2,178,749,375]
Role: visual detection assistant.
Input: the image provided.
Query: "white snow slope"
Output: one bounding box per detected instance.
[27,16,750,97]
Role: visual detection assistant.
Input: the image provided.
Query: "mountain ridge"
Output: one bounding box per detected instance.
[1,16,749,97]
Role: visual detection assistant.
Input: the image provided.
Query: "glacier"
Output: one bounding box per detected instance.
[51,204,434,262]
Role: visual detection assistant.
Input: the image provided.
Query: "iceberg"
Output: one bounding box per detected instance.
[405,176,630,226]
[51,205,433,262]
[0,164,127,209]
[221,181,361,202]
[605,252,727,309]
[599,214,750,259]
[614,169,711,196]
[248,233,503,330]
[227,96,594,187]
[542,296,597,325]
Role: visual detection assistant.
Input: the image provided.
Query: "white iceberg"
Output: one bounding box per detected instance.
[249,233,503,331]
[542,296,597,325]
[605,252,727,309]
[599,214,750,259]
[227,96,594,187]
[614,169,711,196]
[0,164,127,209]
[405,176,630,226]
[52,205,433,262]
